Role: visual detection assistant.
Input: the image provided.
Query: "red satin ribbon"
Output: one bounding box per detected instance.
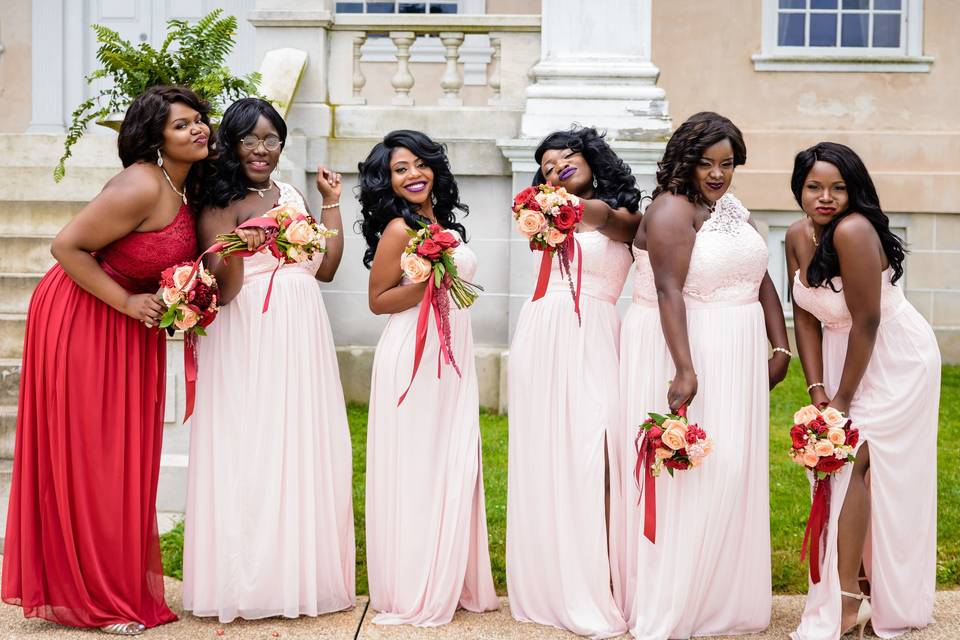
[531,249,553,302]
[633,432,657,544]
[397,280,461,406]
[801,476,832,584]
[182,333,198,423]
[530,236,583,325]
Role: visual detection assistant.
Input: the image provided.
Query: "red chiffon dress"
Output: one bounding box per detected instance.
[2,203,196,629]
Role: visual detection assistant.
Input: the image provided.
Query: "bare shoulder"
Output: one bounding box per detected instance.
[97,163,162,213]
[785,218,810,244]
[645,193,697,230]
[383,216,414,239]
[833,213,879,248]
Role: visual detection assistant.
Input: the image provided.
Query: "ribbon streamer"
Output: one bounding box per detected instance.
[801,475,832,584]
[182,334,198,423]
[530,235,583,325]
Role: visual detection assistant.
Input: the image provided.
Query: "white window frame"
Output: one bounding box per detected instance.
[753,0,933,72]
[340,0,492,85]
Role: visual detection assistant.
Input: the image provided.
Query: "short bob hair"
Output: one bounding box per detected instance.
[653,111,746,206]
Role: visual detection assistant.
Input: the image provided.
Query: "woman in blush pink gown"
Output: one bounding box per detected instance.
[506,127,639,639]
[613,112,791,640]
[786,142,939,640]
[358,130,498,627]
[183,99,353,623]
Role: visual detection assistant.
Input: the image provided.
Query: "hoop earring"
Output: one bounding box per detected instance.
[156,149,164,168]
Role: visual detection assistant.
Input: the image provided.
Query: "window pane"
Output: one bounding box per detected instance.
[875,0,901,9]
[367,1,396,12]
[811,0,837,9]
[399,2,426,11]
[872,13,901,46]
[779,0,806,7]
[429,2,457,12]
[778,11,806,45]
[810,13,838,46]
[840,13,869,46]
[335,2,363,11]
[841,0,868,8]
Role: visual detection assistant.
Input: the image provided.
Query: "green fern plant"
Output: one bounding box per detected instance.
[54,9,261,181]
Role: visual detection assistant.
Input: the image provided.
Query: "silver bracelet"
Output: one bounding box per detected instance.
[321,201,340,210]
[772,347,792,358]
[806,382,825,393]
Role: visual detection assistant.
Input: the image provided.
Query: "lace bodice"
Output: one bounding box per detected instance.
[244,181,325,281]
[98,203,197,293]
[544,231,632,304]
[631,193,768,306]
[792,267,907,330]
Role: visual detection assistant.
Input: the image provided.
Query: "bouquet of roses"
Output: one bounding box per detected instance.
[789,404,859,583]
[512,184,584,322]
[397,222,483,405]
[157,261,220,423]
[633,405,713,543]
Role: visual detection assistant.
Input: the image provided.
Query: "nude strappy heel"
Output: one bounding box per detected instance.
[840,591,871,640]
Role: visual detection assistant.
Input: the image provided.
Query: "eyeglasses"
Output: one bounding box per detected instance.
[240,135,282,151]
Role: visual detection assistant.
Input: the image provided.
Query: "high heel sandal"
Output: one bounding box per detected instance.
[840,591,871,640]
[101,622,145,636]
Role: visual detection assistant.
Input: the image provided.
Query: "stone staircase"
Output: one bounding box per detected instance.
[0,133,187,542]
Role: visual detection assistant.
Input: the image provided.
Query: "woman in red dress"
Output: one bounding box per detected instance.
[1,86,225,635]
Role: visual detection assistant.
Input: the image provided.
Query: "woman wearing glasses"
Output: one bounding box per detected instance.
[181,97,354,622]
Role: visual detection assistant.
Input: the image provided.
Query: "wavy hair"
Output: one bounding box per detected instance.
[791,142,906,289]
[117,85,211,205]
[532,126,643,213]
[200,97,287,210]
[356,130,468,269]
[653,111,746,206]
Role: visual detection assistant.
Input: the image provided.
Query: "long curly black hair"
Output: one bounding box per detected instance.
[200,97,287,210]
[356,130,468,269]
[791,142,906,289]
[532,127,643,213]
[118,85,211,206]
[653,112,746,206]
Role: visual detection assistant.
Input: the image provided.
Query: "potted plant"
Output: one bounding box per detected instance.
[54,9,260,181]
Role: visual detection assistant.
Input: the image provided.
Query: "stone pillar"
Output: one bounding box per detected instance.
[497,0,671,338]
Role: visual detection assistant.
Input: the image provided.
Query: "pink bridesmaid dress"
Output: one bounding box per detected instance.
[365,234,499,626]
[791,268,939,639]
[506,230,630,638]
[612,193,772,639]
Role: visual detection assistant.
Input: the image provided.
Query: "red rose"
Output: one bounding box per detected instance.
[845,428,859,448]
[416,239,443,261]
[513,187,539,212]
[160,266,176,289]
[664,458,690,471]
[432,230,460,250]
[790,425,808,450]
[198,307,218,328]
[428,223,443,235]
[191,283,214,309]
[646,425,663,440]
[553,204,579,233]
[815,456,846,474]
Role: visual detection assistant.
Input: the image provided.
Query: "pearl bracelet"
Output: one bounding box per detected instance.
[321,201,340,210]
[806,382,825,393]
[772,347,792,358]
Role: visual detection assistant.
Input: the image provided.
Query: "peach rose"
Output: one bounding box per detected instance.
[400,252,432,283]
[174,306,199,331]
[827,427,846,446]
[285,219,316,245]
[793,404,821,426]
[286,246,309,263]
[172,265,196,293]
[655,447,674,460]
[814,440,835,457]
[802,446,820,468]
[516,209,547,238]
[545,226,566,247]
[821,407,846,428]
[199,269,216,287]
[661,419,688,451]
[162,286,183,306]
[266,202,301,221]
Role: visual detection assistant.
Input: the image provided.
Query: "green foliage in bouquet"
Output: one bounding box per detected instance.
[54,9,261,181]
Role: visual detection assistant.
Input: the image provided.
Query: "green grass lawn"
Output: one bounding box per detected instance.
[161,363,959,594]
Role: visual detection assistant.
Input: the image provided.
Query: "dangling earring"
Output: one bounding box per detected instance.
[156,149,164,167]
[592,176,598,188]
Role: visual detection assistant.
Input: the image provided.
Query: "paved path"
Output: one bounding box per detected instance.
[2,573,958,639]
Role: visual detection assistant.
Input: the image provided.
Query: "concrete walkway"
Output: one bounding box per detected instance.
[1,574,958,639]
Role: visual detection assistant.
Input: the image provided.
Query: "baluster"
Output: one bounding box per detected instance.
[390,31,416,106]
[438,32,465,106]
[352,35,367,104]
[487,35,502,105]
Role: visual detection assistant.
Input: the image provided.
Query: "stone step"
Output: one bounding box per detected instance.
[0,407,14,460]
[0,315,26,360]
[0,201,82,236]
[0,235,56,273]
[0,273,42,314]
